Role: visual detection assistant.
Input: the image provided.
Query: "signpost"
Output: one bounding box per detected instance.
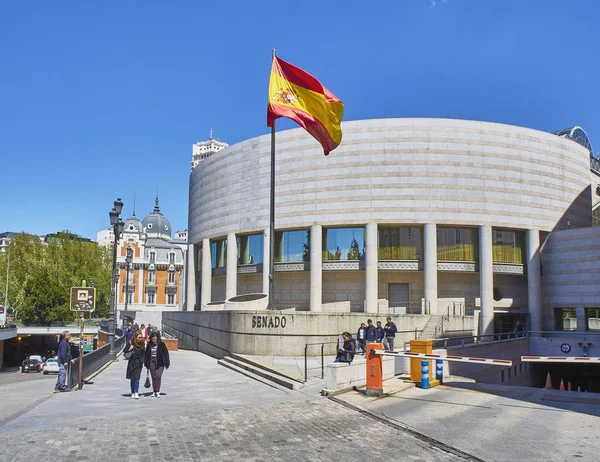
[70,282,95,390]
[82,335,94,353]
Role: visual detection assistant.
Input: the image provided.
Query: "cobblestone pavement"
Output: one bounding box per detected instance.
[1,350,474,461]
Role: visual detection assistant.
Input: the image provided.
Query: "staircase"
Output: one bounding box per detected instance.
[217,354,303,391]
[419,315,443,340]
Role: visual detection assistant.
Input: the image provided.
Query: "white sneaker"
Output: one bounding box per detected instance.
[155,392,161,398]
[134,393,139,399]
[131,393,135,399]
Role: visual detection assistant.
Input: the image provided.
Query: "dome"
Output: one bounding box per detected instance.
[142,197,172,239]
[123,215,143,234]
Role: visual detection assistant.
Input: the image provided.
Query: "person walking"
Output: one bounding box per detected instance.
[357,323,367,355]
[383,317,398,351]
[365,319,377,343]
[375,321,385,343]
[334,332,356,364]
[144,331,170,398]
[126,332,145,399]
[55,331,74,392]
[123,323,134,352]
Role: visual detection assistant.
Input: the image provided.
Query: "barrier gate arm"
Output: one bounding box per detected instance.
[522,356,600,363]
[371,349,513,367]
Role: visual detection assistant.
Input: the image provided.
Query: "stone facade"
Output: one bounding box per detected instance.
[186,118,596,335]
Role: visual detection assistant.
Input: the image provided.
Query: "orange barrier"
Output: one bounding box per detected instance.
[365,342,383,396]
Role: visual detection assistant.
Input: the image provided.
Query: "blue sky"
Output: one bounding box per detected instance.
[1,1,599,239]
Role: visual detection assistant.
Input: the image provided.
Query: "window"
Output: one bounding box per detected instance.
[555,308,577,331]
[168,270,175,283]
[378,227,422,260]
[169,252,175,263]
[586,308,600,331]
[238,233,264,265]
[437,227,477,261]
[126,291,133,304]
[149,251,156,263]
[167,294,175,305]
[323,227,364,261]
[148,270,155,283]
[593,206,600,228]
[147,292,155,304]
[274,230,309,263]
[492,230,524,264]
[211,240,226,268]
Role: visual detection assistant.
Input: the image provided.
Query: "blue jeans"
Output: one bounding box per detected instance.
[130,378,139,394]
[358,340,366,354]
[56,363,67,389]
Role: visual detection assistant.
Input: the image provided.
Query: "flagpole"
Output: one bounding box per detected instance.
[268,49,276,310]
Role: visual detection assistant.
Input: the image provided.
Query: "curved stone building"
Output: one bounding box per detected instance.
[185,118,597,335]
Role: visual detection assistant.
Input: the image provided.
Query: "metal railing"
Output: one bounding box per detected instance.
[528,331,600,340]
[68,333,125,389]
[404,330,528,351]
[304,341,338,382]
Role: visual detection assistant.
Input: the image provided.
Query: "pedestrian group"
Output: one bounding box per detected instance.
[335,317,398,364]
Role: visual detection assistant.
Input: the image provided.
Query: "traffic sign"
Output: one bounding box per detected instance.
[70,287,96,312]
[82,335,94,353]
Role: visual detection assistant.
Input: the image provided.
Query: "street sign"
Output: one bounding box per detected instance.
[70,287,96,312]
[82,335,94,353]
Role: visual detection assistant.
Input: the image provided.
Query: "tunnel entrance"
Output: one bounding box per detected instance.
[529,363,600,393]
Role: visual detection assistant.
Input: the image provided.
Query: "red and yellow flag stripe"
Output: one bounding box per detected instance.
[267,56,344,155]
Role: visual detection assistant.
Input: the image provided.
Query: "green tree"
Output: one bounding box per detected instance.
[346,238,363,260]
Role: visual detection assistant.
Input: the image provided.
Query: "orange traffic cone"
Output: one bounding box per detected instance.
[559,378,565,391]
[568,382,572,391]
[544,372,553,389]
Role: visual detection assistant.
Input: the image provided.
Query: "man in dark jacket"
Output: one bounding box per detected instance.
[375,321,385,343]
[365,319,377,343]
[123,323,134,351]
[384,317,398,351]
[56,331,74,392]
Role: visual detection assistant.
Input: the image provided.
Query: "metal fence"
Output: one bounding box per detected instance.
[68,333,125,389]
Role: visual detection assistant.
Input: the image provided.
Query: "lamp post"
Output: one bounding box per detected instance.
[108,198,124,361]
[124,246,133,328]
[2,244,9,326]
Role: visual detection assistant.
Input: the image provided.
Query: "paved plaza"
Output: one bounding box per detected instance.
[1,350,474,461]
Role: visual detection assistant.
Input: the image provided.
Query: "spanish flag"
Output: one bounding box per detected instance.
[267,56,344,155]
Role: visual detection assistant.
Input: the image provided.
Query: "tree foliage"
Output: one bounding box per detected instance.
[0,233,112,325]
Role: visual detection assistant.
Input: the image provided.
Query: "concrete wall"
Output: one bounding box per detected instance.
[541,227,600,330]
[529,334,600,357]
[162,311,434,358]
[323,271,365,312]
[325,355,396,391]
[273,272,310,311]
[238,273,262,296]
[446,338,529,384]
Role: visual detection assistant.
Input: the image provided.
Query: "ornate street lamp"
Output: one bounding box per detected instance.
[108,198,124,361]
[123,246,133,328]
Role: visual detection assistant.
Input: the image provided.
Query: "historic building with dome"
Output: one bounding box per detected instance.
[96,197,187,328]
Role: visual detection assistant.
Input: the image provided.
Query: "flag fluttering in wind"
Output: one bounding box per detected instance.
[267,56,344,155]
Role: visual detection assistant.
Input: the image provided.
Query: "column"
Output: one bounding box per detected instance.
[526,229,542,332]
[201,239,212,309]
[310,224,322,312]
[262,229,270,295]
[365,222,378,313]
[423,223,438,315]
[137,267,143,304]
[226,232,237,300]
[479,225,494,336]
[184,244,195,311]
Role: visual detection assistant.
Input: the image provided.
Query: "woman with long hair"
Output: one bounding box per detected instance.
[125,332,145,399]
[144,331,170,398]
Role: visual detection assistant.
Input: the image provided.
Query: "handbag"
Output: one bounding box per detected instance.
[124,351,133,360]
[144,369,151,389]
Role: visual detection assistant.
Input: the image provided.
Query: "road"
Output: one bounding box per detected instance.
[1,350,473,461]
[0,368,57,425]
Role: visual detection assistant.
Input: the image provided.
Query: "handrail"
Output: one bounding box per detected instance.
[404,330,528,351]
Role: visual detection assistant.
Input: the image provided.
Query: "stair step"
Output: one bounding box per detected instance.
[217,359,291,392]
[219,356,302,390]
[230,354,304,385]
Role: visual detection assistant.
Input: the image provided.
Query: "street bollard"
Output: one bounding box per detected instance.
[436,359,444,384]
[421,360,429,389]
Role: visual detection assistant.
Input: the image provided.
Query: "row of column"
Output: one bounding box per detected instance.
[195,224,542,333]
